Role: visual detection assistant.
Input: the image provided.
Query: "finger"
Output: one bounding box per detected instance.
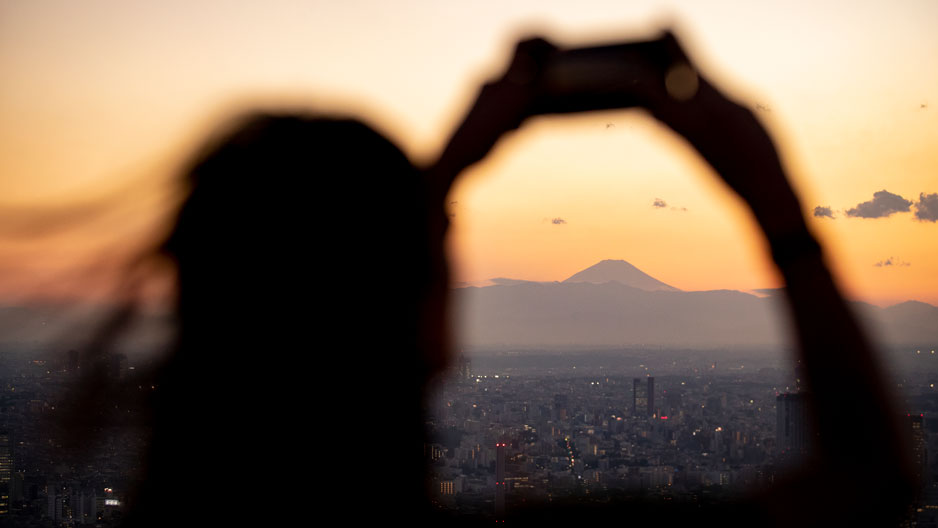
[504,37,557,86]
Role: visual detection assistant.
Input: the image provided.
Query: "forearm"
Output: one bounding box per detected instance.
[426,38,556,197]
[425,82,525,196]
[779,253,903,453]
[654,68,912,485]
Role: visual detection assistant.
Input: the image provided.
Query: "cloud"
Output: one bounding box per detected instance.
[845,190,912,218]
[813,206,835,219]
[653,198,688,211]
[551,217,567,225]
[914,192,938,222]
[874,257,911,268]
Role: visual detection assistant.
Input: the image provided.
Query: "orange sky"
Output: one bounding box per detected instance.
[1,0,936,306]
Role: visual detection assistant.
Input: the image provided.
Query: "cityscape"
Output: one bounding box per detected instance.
[0,344,935,524]
[0,350,149,527]
[425,347,938,524]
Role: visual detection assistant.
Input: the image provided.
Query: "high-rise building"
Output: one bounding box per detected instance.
[776,392,810,458]
[665,390,683,418]
[495,442,507,520]
[633,377,655,417]
[455,354,472,380]
[440,480,454,495]
[909,414,927,489]
[0,431,11,516]
[553,394,568,421]
[648,377,655,417]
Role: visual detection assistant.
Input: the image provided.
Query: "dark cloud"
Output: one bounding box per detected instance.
[652,198,687,211]
[551,217,567,225]
[914,192,938,222]
[845,190,912,219]
[813,206,835,219]
[874,257,911,268]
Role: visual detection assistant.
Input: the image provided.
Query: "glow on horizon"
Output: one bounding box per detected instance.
[0,1,936,306]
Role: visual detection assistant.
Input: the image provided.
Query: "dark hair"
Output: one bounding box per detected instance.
[123,113,444,525]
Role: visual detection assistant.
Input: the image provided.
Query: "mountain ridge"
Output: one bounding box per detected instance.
[454,259,938,347]
[562,259,681,292]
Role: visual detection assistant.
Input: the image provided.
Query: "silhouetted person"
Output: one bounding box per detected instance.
[114,116,443,525]
[79,30,912,526]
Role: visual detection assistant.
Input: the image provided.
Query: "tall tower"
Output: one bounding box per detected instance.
[553,394,568,421]
[0,431,11,516]
[776,392,809,458]
[648,377,655,417]
[633,377,655,417]
[495,442,506,520]
[909,414,927,490]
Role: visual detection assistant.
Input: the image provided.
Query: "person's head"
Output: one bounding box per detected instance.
[123,113,447,524]
[164,113,448,375]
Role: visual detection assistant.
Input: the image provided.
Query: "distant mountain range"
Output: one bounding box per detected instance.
[453,259,938,348]
[1,259,934,354]
[563,259,680,292]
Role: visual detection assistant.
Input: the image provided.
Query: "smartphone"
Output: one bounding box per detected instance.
[535,31,697,114]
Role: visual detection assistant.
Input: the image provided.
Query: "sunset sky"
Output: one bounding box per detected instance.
[1,0,936,307]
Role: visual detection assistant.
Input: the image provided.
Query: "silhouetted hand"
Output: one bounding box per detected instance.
[427,37,556,194]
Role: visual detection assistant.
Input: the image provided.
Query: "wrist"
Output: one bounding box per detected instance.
[767,228,822,271]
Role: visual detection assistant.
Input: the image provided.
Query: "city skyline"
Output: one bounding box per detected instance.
[427,348,938,523]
